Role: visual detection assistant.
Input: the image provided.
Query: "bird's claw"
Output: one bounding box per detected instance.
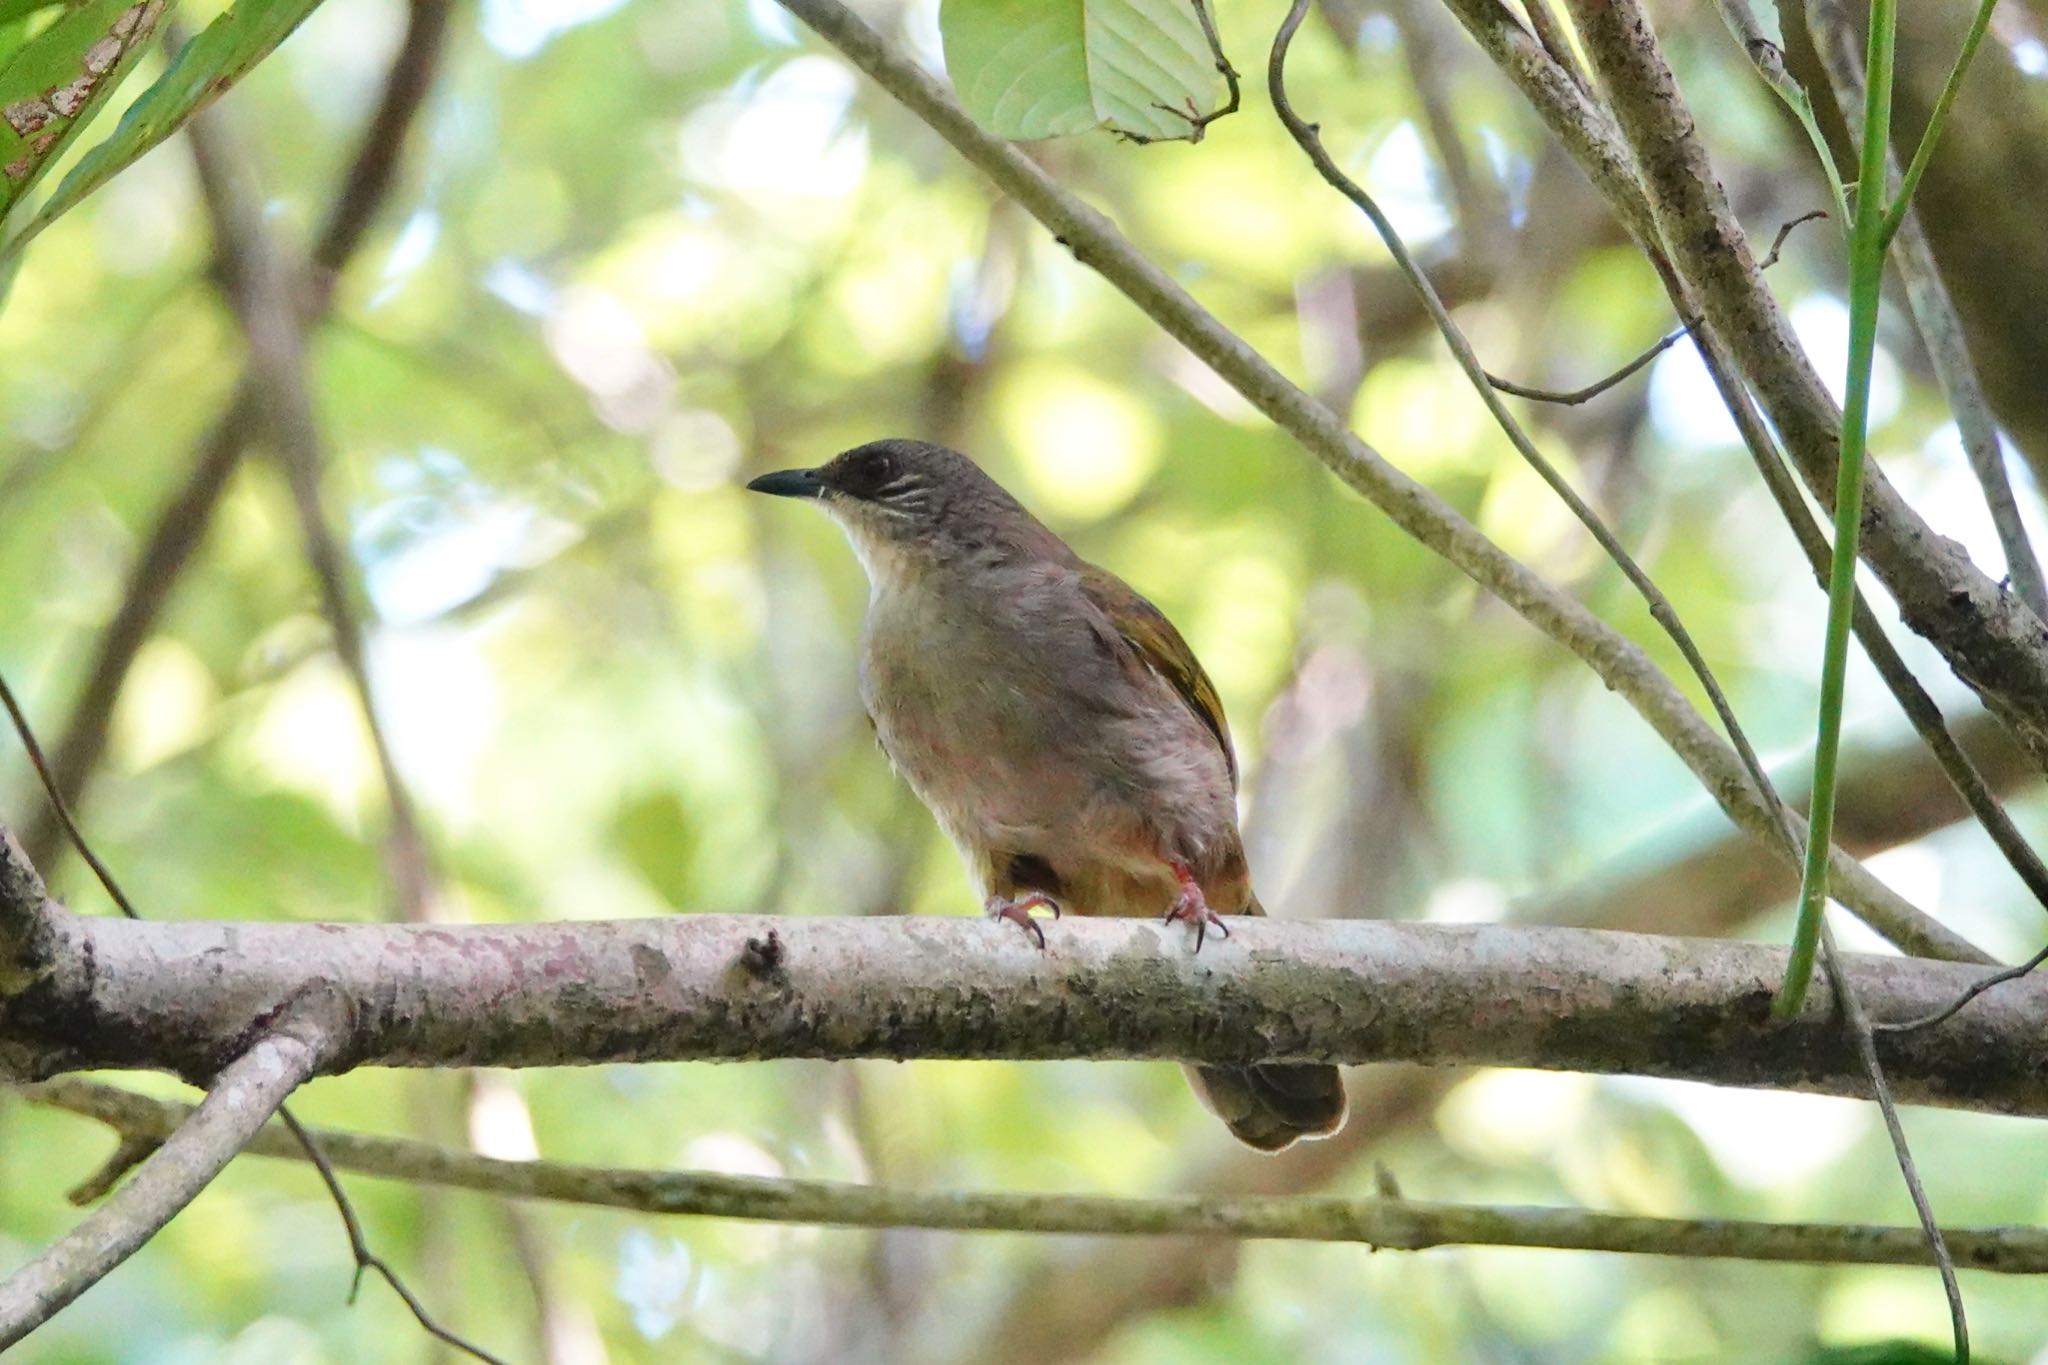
[986,893,1057,950]
[1163,862,1229,952]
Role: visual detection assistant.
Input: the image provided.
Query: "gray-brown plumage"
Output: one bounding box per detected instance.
[747,438,1346,1151]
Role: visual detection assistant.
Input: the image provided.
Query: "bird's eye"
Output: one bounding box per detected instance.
[843,452,900,500]
[827,446,920,503]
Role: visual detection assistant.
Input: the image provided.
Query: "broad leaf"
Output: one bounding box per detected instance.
[5,0,327,260]
[0,0,167,217]
[939,0,1227,143]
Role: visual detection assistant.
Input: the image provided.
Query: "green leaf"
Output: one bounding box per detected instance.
[4,0,327,260]
[0,0,167,218]
[939,0,1227,143]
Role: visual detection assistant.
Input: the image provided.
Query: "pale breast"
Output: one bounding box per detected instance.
[858,561,1238,886]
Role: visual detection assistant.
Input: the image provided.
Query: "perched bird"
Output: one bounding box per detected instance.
[747,438,1347,1151]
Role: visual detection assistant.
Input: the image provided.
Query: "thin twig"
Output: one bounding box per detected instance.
[4,666,477,1357]
[1484,210,1824,407]
[1270,0,1798,864]
[1877,942,2048,1036]
[0,1025,333,1348]
[1484,325,1682,405]
[0,672,138,919]
[1713,0,1851,223]
[28,1077,2048,1274]
[1519,0,1591,95]
[278,1108,506,1365]
[1819,926,1968,1360]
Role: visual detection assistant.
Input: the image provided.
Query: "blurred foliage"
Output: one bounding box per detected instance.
[1,0,2047,1361]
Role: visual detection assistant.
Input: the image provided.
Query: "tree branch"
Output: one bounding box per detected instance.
[1271,1,1806,939]
[187,94,439,926]
[979,706,2041,1359]
[1,910,2041,1111]
[20,1076,2048,1274]
[1564,709,2036,933]
[1436,0,2048,948]
[0,1002,340,1349]
[1801,0,2047,620]
[1564,0,2048,771]
[310,0,451,278]
[769,0,1979,966]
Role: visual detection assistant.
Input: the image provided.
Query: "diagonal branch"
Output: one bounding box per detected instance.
[0,1001,341,1349]
[22,1076,2048,1274]
[1801,0,2047,629]
[186,99,438,924]
[1564,0,2048,772]
[1271,0,1798,898]
[768,0,1977,965]
[1434,0,2045,961]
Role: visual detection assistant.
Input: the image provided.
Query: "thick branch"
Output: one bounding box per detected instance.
[23,1078,2048,1274]
[0,1007,337,1348]
[1,913,2042,1112]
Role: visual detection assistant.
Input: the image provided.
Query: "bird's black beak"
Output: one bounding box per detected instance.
[745,467,825,499]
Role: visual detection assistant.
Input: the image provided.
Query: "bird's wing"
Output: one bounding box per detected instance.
[1076,561,1238,790]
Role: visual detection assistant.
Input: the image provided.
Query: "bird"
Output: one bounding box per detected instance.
[746,437,1347,1152]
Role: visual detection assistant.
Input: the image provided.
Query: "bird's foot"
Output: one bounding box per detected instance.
[1162,861,1229,952]
[985,892,1059,950]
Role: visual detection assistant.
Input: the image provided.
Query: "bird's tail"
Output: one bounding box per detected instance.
[1184,1062,1348,1152]
[1178,889,1347,1151]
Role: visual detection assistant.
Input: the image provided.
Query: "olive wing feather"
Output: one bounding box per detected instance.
[1076,562,1238,791]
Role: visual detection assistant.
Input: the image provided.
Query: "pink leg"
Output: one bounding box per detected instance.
[1162,861,1229,952]
[985,892,1059,950]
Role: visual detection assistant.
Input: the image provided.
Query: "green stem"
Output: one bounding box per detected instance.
[1881,0,1999,248]
[1778,0,1898,1016]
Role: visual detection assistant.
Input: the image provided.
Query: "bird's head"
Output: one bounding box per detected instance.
[746,439,1059,589]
